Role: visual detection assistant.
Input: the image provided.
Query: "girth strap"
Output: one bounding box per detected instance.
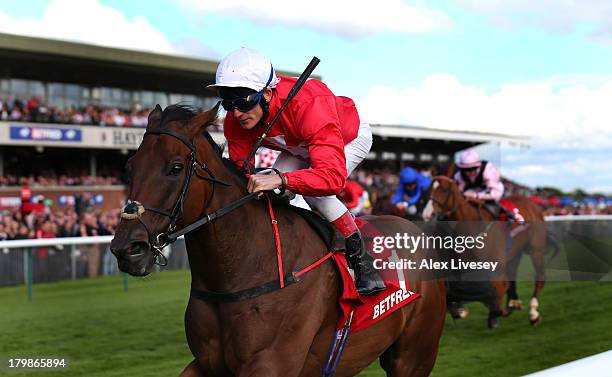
[190,272,301,303]
[190,252,335,303]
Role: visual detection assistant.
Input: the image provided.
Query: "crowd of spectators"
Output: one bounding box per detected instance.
[0,165,611,243]
[0,207,118,242]
[540,201,612,216]
[351,167,612,216]
[0,96,149,127]
[0,173,122,187]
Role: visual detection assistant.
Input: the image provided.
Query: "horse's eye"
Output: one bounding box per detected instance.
[169,164,184,176]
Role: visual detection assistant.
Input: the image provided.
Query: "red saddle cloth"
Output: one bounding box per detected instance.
[499,199,525,223]
[333,217,421,333]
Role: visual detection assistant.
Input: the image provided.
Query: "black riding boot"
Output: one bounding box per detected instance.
[345,231,386,295]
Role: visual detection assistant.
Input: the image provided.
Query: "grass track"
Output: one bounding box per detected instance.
[0,271,610,376]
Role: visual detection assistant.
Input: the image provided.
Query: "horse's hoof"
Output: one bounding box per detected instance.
[448,302,467,319]
[488,318,499,329]
[530,315,542,327]
[508,299,524,310]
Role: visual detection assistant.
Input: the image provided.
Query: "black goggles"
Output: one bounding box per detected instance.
[221,92,263,112]
[219,64,274,113]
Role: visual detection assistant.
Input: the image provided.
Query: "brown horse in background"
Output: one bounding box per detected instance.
[423,176,547,327]
[110,104,446,377]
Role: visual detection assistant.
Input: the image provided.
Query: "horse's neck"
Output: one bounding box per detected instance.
[184,155,284,293]
[453,196,490,221]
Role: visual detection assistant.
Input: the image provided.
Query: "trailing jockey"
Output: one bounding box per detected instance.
[208,48,385,295]
[392,167,431,217]
[453,149,515,221]
[338,179,369,216]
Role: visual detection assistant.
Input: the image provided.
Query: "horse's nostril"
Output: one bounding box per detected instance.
[127,240,150,256]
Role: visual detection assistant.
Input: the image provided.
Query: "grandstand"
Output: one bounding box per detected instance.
[1,32,530,232]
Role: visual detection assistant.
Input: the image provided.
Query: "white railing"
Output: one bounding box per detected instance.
[524,350,612,376]
[0,236,114,249]
[0,235,185,301]
[545,214,612,222]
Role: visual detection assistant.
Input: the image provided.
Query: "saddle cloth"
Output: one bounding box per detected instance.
[332,217,421,333]
[499,199,526,224]
[285,205,421,333]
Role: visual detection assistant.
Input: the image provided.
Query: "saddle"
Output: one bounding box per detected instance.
[499,199,526,223]
[269,200,420,333]
[291,206,346,252]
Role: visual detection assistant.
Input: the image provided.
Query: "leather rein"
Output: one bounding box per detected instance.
[119,128,255,266]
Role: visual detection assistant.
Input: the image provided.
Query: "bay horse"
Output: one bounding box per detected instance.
[422,176,547,327]
[110,104,446,377]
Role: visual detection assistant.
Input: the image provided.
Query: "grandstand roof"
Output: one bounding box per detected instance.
[0,32,301,93]
[366,124,529,167]
[370,123,529,147]
[0,32,220,75]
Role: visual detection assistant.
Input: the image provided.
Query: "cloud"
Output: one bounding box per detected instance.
[500,148,612,193]
[180,0,451,38]
[0,0,206,55]
[173,37,220,59]
[358,73,612,149]
[503,164,552,177]
[459,0,612,43]
[358,74,612,192]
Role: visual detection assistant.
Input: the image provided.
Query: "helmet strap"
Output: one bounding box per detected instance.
[257,92,271,128]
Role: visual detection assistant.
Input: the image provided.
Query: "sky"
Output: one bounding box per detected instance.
[1,0,611,193]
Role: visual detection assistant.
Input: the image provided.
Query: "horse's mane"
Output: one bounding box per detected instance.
[160,104,200,128]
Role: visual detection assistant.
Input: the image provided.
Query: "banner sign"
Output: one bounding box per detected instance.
[10,125,82,142]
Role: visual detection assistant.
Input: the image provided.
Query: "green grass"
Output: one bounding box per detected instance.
[0,271,611,377]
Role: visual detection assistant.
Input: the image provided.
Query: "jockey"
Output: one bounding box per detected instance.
[391,167,431,216]
[338,179,369,216]
[453,149,512,219]
[208,48,385,295]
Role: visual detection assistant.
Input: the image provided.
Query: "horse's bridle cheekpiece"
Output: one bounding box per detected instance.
[119,128,232,266]
[431,178,456,221]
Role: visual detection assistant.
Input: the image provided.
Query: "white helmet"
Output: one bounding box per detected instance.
[207,47,280,92]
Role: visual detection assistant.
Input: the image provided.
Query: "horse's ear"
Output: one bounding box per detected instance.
[189,101,221,134]
[147,104,163,129]
[445,162,456,178]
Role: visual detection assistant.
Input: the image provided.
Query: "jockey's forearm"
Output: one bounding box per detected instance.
[284,168,346,196]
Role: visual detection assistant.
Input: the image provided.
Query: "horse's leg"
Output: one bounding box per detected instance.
[380,280,446,377]
[485,281,508,329]
[506,281,523,312]
[179,360,206,377]
[526,223,547,326]
[505,254,523,314]
[528,246,545,326]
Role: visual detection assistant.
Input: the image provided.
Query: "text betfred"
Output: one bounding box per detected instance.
[373,289,416,319]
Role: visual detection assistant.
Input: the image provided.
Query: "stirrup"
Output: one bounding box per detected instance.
[357,265,386,295]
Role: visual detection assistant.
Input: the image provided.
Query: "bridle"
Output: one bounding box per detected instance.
[430,178,457,221]
[119,128,232,265]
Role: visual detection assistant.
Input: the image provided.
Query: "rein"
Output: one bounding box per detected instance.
[121,128,232,265]
[120,127,334,302]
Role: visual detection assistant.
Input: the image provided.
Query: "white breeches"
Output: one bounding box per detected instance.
[273,123,372,221]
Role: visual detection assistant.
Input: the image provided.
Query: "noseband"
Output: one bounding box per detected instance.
[120,128,230,265]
